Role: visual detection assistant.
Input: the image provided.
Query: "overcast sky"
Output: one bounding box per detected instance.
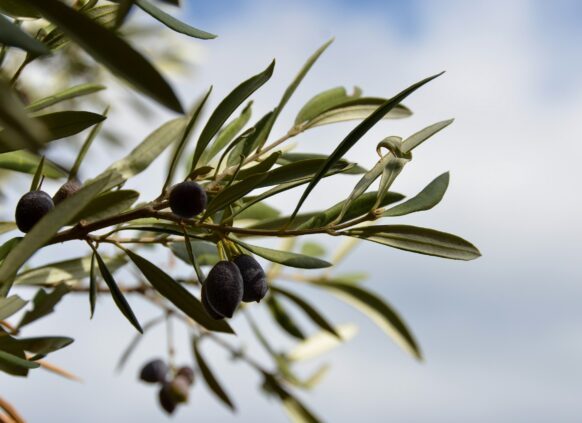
[2,1,582,422]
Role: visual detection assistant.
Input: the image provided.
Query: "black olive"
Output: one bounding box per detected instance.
[53,179,81,204]
[15,191,54,233]
[201,284,225,320]
[139,359,168,384]
[158,383,177,415]
[169,181,207,218]
[234,254,268,303]
[205,261,243,318]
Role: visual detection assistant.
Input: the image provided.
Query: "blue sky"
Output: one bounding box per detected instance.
[2,1,582,422]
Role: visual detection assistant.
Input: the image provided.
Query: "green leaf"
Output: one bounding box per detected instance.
[345,225,481,261]
[135,0,216,39]
[0,177,110,295]
[0,151,66,178]
[0,78,48,153]
[26,84,106,113]
[297,191,405,230]
[0,350,40,371]
[73,190,139,223]
[191,60,275,170]
[302,98,411,129]
[125,250,234,334]
[373,155,409,210]
[234,151,281,180]
[193,340,236,410]
[163,88,212,191]
[34,111,106,142]
[277,152,367,175]
[22,0,184,113]
[262,373,322,423]
[234,202,280,221]
[18,284,70,328]
[14,254,127,287]
[0,237,20,262]
[295,86,358,126]
[93,248,142,333]
[287,324,357,362]
[30,155,44,191]
[0,14,50,57]
[90,116,186,190]
[384,172,449,217]
[0,295,27,320]
[310,282,421,359]
[0,0,40,18]
[69,106,108,180]
[89,252,97,318]
[401,119,454,153]
[233,240,332,269]
[18,336,73,357]
[271,286,339,338]
[266,295,305,340]
[204,173,268,216]
[169,240,219,267]
[255,38,334,151]
[226,111,273,166]
[299,242,326,257]
[201,101,252,166]
[256,158,350,189]
[290,72,444,222]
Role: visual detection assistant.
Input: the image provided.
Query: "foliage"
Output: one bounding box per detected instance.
[0,0,480,421]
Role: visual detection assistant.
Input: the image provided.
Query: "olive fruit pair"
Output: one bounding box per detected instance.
[139,359,195,415]
[169,181,207,218]
[14,179,81,233]
[202,255,268,320]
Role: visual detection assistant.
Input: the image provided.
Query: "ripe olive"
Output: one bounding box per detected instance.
[234,254,268,303]
[169,181,207,218]
[139,359,168,384]
[176,366,195,386]
[158,383,177,415]
[15,191,54,233]
[53,179,81,204]
[205,261,243,318]
[201,284,224,320]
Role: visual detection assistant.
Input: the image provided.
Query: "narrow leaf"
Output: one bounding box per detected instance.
[345,224,481,261]
[125,250,234,334]
[266,295,305,340]
[287,324,357,362]
[69,106,108,180]
[21,0,184,112]
[0,295,27,320]
[204,173,268,216]
[29,155,45,191]
[73,190,139,223]
[401,119,454,153]
[0,14,50,57]
[272,286,339,338]
[0,151,66,178]
[384,172,449,217]
[233,240,332,269]
[26,84,106,113]
[311,282,421,359]
[18,284,70,328]
[136,0,216,39]
[290,72,444,221]
[193,340,236,410]
[93,249,142,333]
[191,60,275,170]
[89,252,97,318]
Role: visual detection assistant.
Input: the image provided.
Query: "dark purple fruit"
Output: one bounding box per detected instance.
[176,366,195,386]
[234,254,268,303]
[53,179,81,204]
[201,284,225,320]
[169,181,207,218]
[15,191,54,233]
[158,384,177,415]
[139,359,167,383]
[205,261,243,318]
[167,376,190,403]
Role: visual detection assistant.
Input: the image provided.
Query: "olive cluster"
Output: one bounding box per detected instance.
[168,181,269,318]
[202,255,268,319]
[139,359,195,415]
[14,180,81,233]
